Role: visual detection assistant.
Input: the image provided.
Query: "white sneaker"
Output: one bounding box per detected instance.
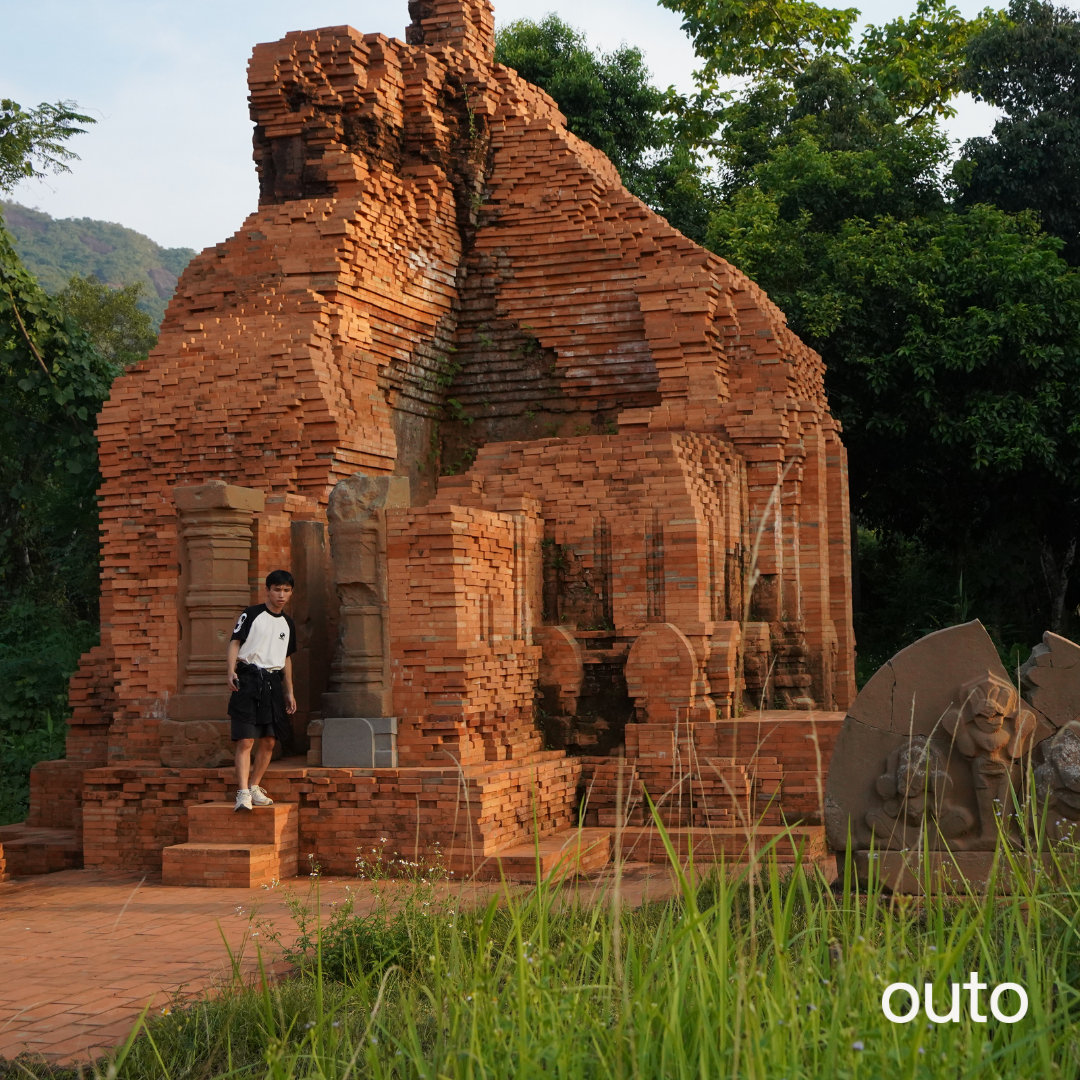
[250,785,274,807]
[234,788,253,812]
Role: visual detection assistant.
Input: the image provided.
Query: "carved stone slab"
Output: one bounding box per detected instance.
[825,620,1042,856]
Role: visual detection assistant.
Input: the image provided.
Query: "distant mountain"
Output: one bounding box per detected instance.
[1,201,196,328]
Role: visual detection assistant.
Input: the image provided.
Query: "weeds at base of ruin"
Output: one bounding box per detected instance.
[9,821,1080,1080]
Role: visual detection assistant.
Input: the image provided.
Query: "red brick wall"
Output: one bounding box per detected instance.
[387,502,544,765]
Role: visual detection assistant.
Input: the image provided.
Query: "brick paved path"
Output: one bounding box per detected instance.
[0,865,677,1065]
[0,869,489,1064]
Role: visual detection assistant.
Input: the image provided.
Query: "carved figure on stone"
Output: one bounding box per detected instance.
[865,736,974,847]
[1034,720,1080,840]
[824,621,1056,888]
[942,671,1036,847]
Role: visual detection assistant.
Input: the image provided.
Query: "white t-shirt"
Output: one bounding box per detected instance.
[230,604,297,670]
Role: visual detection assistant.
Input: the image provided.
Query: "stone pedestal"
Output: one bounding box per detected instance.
[321,717,398,768]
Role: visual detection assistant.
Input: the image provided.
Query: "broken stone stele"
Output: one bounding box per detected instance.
[826,620,1080,891]
[316,473,409,768]
[4,0,860,884]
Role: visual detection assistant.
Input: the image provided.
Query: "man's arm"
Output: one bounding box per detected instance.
[226,639,241,691]
[283,655,297,714]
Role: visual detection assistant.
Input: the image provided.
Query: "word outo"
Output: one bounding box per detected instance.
[882,973,1028,1024]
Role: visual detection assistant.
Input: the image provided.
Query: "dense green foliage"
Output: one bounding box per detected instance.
[645,0,1080,651]
[10,836,1080,1078]
[959,0,1080,265]
[0,226,119,616]
[57,273,157,366]
[0,106,158,823]
[495,16,717,243]
[0,598,94,824]
[0,219,121,821]
[2,200,194,327]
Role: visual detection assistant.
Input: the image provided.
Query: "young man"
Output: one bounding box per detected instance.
[226,569,298,811]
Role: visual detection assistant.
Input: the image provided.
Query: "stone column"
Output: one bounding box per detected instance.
[168,481,265,729]
[318,473,409,767]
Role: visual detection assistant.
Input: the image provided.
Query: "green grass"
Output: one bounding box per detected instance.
[8,828,1080,1080]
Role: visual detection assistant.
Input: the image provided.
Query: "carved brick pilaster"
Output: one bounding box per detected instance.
[170,481,265,723]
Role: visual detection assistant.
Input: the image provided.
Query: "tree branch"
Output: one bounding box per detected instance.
[4,285,53,381]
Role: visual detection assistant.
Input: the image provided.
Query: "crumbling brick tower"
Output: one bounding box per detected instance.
[12,0,854,878]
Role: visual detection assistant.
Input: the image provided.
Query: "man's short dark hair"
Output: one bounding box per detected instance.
[265,569,294,588]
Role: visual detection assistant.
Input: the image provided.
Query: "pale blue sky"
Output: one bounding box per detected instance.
[2,0,1033,251]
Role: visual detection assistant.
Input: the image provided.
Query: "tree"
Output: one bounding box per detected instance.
[655,0,1080,645]
[958,0,1080,264]
[495,15,717,242]
[0,99,95,193]
[660,0,995,127]
[57,274,157,366]
[0,99,114,822]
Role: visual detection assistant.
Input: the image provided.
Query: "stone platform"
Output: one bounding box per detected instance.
[76,755,581,879]
[853,850,1058,895]
[0,824,81,876]
[620,824,832,872]
[11,708,842,886]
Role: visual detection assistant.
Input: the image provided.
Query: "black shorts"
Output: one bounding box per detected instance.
[230,717,277,742]
[228,663,289,747]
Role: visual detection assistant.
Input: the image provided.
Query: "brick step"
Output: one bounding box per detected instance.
[618,826,831,868]
[162,843,284,888]
[0,825,82,875]
[0,842,8,883]
[186,801,298,846]
[162,802,298,887]
[478,827,612,881]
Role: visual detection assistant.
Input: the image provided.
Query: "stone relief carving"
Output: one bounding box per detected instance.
[941,671,1036,847]
[865,736,975,848]
[1034,720,1080,840]
[826,621,1077,872]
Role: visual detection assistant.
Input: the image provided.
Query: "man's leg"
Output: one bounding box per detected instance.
[250,736,276,790]
[235,738,255,791]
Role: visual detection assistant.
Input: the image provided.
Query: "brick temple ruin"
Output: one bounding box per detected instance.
[1,0,855,883]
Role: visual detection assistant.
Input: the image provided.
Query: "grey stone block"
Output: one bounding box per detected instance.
[321,717,398,768]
